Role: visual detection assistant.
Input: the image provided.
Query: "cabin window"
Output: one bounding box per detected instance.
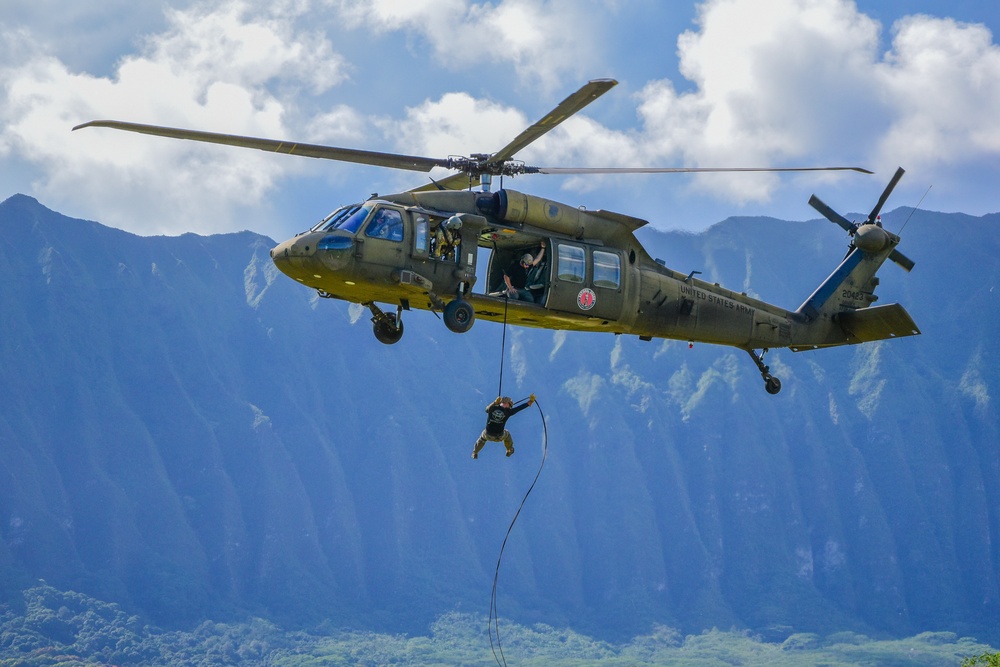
[365,208,404,242]
[593,250,620,289]
[414,216,429,255]
[557,244,585,283]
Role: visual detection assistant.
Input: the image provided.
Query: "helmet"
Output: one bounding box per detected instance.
[501,396,513,405]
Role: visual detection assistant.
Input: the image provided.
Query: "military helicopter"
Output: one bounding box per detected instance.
[74,78,919,394]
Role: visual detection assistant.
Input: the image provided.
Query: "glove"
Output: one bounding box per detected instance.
[529,393,536,405]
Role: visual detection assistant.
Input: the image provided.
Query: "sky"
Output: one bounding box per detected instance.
[1,0,999,241]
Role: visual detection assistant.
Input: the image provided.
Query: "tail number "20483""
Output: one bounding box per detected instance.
[841,289,867,301]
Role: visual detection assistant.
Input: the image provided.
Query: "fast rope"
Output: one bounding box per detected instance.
[488,398,548,667]
[496,294,510,398]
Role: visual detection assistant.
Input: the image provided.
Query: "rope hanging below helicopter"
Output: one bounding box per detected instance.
[484,294,549,667]
[488,396,548,667]
[496,292,509,399]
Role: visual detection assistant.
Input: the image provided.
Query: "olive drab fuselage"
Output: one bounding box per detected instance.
[269,186,919,369]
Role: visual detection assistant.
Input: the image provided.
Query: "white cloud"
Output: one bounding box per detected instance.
[0,0,350,235]
[329,0,605,88]
[389,92,527,157]
[632,0,885,202]
[626,0,1000,209]
[2,0,999,237]
[877,15,1000,169]
[148,1,346,96]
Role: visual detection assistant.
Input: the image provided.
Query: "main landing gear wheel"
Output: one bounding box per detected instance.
[443,299,475,333]
[746,348,782,395]
[368,303,403,345]
[373,313,403,344]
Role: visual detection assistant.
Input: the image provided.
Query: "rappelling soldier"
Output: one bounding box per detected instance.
[473,395,535,459]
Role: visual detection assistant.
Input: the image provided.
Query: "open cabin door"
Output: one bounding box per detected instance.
[483,238,625,322]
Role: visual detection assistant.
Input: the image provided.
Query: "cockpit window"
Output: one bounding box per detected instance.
[313,204,373,233]
[365,208,404,242]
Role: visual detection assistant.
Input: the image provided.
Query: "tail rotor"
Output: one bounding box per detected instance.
[809,167,914,272]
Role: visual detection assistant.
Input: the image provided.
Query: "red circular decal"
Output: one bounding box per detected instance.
[577,288,597,310]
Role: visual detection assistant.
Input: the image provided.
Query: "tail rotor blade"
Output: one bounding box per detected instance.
[867,167,905,224]
[889,249,915,272]
[809,194,855,233]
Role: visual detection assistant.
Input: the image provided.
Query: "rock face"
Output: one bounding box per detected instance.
[0,194,997,642]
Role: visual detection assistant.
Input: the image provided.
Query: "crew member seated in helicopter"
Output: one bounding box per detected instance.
[503,241,546,302]
[431,215,462,262]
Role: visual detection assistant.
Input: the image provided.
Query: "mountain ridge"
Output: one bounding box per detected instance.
[1,193,997,644]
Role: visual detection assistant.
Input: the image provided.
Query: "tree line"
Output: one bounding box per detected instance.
[1,585,997,666]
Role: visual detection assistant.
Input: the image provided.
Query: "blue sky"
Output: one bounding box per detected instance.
[1,0,999,241]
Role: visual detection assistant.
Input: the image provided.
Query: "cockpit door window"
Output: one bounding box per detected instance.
[365,208,404,242]
[414,216,429,256]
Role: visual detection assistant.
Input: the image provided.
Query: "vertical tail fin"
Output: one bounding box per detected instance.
[796,244,890,321]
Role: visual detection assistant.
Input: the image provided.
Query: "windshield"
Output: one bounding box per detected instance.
[312,203,373,233]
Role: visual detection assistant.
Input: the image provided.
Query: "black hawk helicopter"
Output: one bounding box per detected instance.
[74,78,919,394]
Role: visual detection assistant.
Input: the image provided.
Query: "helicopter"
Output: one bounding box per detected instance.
[74,78,919,394]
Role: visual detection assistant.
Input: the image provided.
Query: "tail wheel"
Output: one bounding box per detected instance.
[443,299,475,333]
[746,348,782,395]
[373,313,403,344]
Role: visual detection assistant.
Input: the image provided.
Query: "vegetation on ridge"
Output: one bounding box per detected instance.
[1,585,996,667]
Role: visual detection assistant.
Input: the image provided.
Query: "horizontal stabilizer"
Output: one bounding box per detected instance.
[791,303,920,351]
[838,303,920,343]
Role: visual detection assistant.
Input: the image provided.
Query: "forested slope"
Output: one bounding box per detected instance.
[1,194,997,645]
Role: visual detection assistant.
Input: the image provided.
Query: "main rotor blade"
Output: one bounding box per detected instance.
[73,120,447,172]
[487,78,618,165]
[533,165,873,175]
[409,164,874,193]
[867,166,905,224]
[808,194,856,233]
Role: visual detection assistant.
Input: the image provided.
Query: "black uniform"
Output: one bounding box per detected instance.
[473,399,532,458]
[485,401,531,437]
[504,260,534,302]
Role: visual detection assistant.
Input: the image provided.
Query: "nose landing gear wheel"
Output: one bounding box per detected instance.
[368,303,404,344]
[373,314,403,344]
[765,375,782,395]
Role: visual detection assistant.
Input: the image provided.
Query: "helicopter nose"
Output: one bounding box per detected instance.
[270,234,318,278]
[271,234,320,259]
[270,231,354,284]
